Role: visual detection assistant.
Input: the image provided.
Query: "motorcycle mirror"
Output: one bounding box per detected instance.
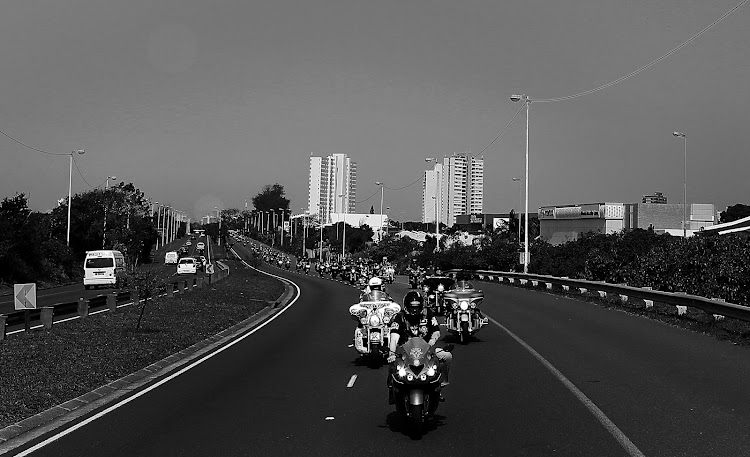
[442,344,455,353]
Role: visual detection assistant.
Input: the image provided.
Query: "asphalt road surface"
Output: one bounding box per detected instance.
[11,244,750,456]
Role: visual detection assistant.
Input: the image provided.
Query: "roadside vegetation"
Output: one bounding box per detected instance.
[0,259,284,429]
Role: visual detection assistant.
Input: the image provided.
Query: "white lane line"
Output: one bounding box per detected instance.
[15,260,302,457]
[346,374,358,388]
[486,315,646,457]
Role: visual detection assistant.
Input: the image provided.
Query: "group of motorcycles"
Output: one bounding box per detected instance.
[346,265,488,436]
[246,237,486,437]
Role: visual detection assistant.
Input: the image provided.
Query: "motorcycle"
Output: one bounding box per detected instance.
[350,297,401,364]
[421,276,454,316]
[303,262,311,274]
[389,337,453,437]
[409,269,425,289]
[330,263,339,280]
[383,265,395,284]
[443,280,488,344]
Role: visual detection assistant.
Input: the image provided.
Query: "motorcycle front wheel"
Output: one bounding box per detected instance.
[408,403,424,437]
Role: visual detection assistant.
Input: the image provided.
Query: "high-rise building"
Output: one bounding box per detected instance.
[422,163,443,224]
[308,153,357,224]
[423,152,483,226]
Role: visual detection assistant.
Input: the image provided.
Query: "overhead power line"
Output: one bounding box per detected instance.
[535,0,748,103]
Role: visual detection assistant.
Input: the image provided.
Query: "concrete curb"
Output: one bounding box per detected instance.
[0,284,297,454]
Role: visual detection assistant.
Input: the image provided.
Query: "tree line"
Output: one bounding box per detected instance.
[1,183,164,288]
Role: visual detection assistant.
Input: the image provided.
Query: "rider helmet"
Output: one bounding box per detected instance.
[368,277,383,291]
[403,291,424,317]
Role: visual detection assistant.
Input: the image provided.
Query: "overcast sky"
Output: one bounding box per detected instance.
[1,0,748,221]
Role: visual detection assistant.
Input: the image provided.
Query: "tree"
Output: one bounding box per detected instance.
[720,204,750,223]
[252,184,290,213]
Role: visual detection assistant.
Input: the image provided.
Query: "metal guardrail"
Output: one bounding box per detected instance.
[446,269,750,323]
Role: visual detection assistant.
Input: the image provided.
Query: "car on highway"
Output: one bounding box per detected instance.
[196,241,205,250]
[83,250,126,289]
[177,257,198,275]
[164,251,179,265]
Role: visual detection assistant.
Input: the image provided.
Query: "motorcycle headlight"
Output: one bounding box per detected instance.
[437,284,444,292]
[369,314,381,326]
[427,365,437,377]
[452,302,458,309]
[423,286,429,292]
[460,300,469,310]
[360,317,367,325]
[470,303,476,309]
[428,294,435,300]
[397,366,407,378]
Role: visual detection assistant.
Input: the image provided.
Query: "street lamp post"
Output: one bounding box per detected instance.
[279,208,285,247]
[319,213,324,262]
[155,202,161,250]
[512,177,522,241]
[431,196,439,250]
[66,149,85,246]
[375,182,385,242]
[339,193,347,261]
[511,94,531,273]
[103,175,117,249]
[673,131,688,238]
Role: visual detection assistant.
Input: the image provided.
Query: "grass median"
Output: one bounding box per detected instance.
[0,258,285,429]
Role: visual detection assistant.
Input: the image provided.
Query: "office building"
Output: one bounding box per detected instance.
[308,153,357,224]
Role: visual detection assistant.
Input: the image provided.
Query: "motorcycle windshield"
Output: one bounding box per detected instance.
[399,337,432,368]
[422,277,455,292]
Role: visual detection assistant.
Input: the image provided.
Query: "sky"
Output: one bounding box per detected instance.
[1,0,748,222]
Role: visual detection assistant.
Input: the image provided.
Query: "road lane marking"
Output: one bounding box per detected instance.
[346,374,358,388]
[13,260,302,457]
[486,315,646,457]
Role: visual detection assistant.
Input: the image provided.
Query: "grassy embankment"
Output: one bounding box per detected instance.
[0,257,285,429]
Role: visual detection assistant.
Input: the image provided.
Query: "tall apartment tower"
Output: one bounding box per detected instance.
[423,152,484,226]
[422,164,443,224]
[308,153,357,224]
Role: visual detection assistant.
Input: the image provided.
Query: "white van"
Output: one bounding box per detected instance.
[165,251,179,264]
[83,250,126,289]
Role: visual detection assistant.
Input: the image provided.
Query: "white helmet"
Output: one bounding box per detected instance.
[368,277,383,291]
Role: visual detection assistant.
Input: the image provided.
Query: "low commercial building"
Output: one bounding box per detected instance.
[539,202,717,245]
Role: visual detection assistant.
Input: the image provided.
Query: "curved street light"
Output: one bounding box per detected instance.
[511,94,531,273]
[103,175,117,249]
[673,131,687,238]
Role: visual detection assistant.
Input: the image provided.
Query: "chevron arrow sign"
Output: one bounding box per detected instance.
[14,283,37,310]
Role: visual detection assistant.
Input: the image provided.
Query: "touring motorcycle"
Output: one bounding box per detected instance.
[350,296,401,364]
[389,337,452,437]
[421,276,455,316]
[443,280,488,343]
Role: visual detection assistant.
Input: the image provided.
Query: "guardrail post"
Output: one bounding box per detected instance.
[597,291,607,298]
[41,306,54,330]
[108,292,117,311]
[196,276,203,288]
[167,282,174,297]
[78,298,89,318]
[132,289,140,304]
[578,287,588,294]
[711,298,726,320]
[508,278,515,284]
[562,285,570,292]
[184,280,190,292]
[520,279,528,286]
[644,299,654,309]
[178,280,185,292]
[546,283,553,290]
[676,305,688,315]
[619,294,629,303]
[531,280,538,287]
[0,315,7,340]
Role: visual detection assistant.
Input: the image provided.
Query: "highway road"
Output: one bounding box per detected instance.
[10,242,750,456]
[0,236,217,316]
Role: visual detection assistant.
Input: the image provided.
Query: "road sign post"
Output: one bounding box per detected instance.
[14,283,37,332]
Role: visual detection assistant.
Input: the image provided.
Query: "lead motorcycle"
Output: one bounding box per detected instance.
[349,294,401,365]
[443,279,488,344]
[389,337,453,437]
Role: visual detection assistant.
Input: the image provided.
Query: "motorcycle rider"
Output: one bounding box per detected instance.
[387,291,451,403]
[361,276,391,301]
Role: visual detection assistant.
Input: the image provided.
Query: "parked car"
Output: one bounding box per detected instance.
[177,257,197,275]
[196,241,205,250]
